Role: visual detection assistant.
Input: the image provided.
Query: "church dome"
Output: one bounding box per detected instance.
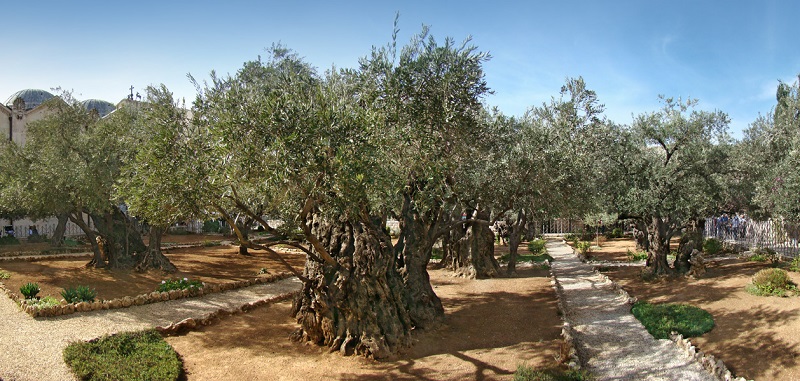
[4,89,55,111]
[81,99,116,117]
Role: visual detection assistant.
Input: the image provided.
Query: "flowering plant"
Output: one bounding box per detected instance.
[156,277,204,293]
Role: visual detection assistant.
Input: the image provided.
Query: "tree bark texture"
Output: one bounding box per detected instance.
[505,211,527,275]
[674,219,704,273]
[291,216,412,359]
[647,217,673,275]
[395,206,444,329]
[135,226,177,272]
[50,213,68,246]
[445,210,499,279]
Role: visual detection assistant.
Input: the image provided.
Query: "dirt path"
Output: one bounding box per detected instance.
[0,278,302,381]
[547,240,716,380]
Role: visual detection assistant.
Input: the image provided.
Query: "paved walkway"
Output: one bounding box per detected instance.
[0,277,302,381]
[547,240,716,381]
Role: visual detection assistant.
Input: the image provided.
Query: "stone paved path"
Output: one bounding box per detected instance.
[547,240,716,381]
[0,277,302,381]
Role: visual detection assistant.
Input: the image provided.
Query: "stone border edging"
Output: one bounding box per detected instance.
[0,272,294,318]
[546,256,582,370]
[156,290,299,336]
[0,252,93,262]
[670,333,750,381]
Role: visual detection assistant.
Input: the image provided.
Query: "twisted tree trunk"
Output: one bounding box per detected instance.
[291,216,412,359]
[647,217,674,275]
[135,225,177,272]
[445,210,499,279]
[50,213,68,246]
[505,211,527,275]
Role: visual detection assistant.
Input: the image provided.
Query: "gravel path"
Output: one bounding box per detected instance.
[547,240,717,381]
[0,277,302,381]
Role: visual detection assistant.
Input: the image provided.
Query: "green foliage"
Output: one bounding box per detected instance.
[20,282,40,299]
[514,365,593,381]
[63,238,81,247]
[156,278,204,293]
[746,268,797,296]
[201,240,220,247]
[605,227,623,239]
[61,285,97,303]
[747,247,781,263]
[0,269,10,279]
[702,238,723,256]
[202,220,222,233]
[631,301,715,339]
[0,236,20,245]
[63,330,183,381]
[527,239,547,255]
[576,241,592,256]
[789,257,800,272]
[26,233,48,243]
[431,248,443,260]
[27,296,60,310]
[626,249,648,261]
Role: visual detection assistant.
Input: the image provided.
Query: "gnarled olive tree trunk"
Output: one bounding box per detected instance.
[135,225,177,272]
[395,199,445,329]
[445,210,499,279]
[674,218,704,273]
[505,211,527,275]
[291,216,412,359]
[50,213,69,246]
[647,216,674,275]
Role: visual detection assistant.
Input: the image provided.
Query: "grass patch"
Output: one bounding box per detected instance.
[0,236,20,245]
[431,248,443,260]
[631,301,714,339]
[514,365,592,381]
[63,330,183,381]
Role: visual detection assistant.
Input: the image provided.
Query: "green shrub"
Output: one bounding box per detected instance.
[201,240,221,247]
[748,247,781,263]
[631,301,715,339]
[626,249,648,261]
[202,220,222,233]
[0,236,20,245]
[27,296,60,310]
[527,239,547,255]
[0,269,10,279]
[62,285,97,303]
[564,233,577,242]
[702,238,723,256]
[431,248,443,260]
[20,282,40,299]
[576,241,592,256]
[499,253,554,264]
[605,227,624,239]
[27,233,48,243]
[789,257,800,272]
[514,364,592,381]
[746,268,797,296]
[63,238,81,247]
[63,330,183,381]
[157,277,204,293]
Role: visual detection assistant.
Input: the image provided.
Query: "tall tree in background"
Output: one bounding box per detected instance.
[608,97,730,275]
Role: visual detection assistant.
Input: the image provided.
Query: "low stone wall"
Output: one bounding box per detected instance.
[156,290,299,336]
[670,333,750,381]
[0,272,294,318]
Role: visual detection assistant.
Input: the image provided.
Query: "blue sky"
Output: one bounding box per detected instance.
[2,0,798,137]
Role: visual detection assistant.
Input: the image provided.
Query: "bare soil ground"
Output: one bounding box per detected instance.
[0,239,565,380]
[167,265,564,381]
[0,237,304,301]
[598,239,800,381]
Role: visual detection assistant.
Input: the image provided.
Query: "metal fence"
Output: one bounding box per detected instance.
[3,221,88,240]
[536,218,585,235]
[704,217,800,257]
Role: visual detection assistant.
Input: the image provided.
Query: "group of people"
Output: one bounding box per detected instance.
[712,213,748,240]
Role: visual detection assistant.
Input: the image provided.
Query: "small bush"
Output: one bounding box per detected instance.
[631,301,715,339]
[576,241,592,256]
[63,330,183,381]
[157,278,204,293]
[20,282,40,299]
[564,233,577,242]
[514,365,593,381]
[626,249,648,261]
[431,248,443,260]
[746,268,797,296]
[0,269,10,279]
[201,240,221,247]
[527,239,547,255]
[789,257,800,272]
[62,285,97,303]
[605,227,624,239]
[202,220,223,233]
[27,233,48,243]
[499,253,554,264]
[63,238,81,247]
[0,236,20,245]
[748,247,781,263]
[703,238,723,256]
